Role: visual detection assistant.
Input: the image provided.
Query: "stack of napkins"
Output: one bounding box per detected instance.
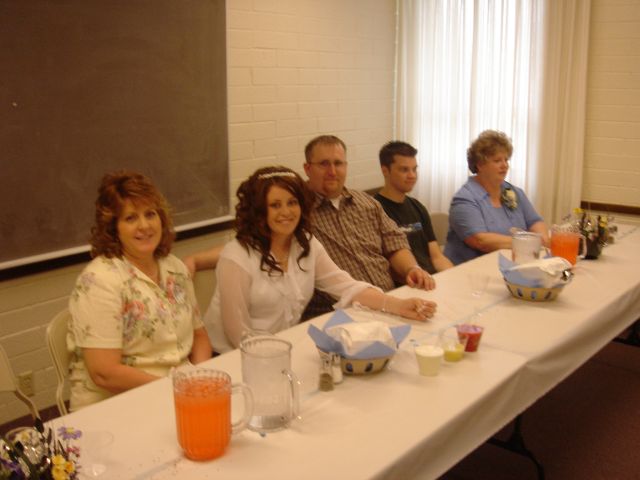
[499,254,572,288]
[308,310,410,359]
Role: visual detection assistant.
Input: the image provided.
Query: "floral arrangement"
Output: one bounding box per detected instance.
[501,187,518,210]
[572,208,616,259]
[0,420,81,480]
[574,208,612,245]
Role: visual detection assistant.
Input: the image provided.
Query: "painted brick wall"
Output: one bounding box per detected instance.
[0,0,396,426]
[226,0,395,193]
[583,0,640,208]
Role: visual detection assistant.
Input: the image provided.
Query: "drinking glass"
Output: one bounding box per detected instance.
[456,324,485,352]
[440,328,468,362]
[468,272,490,317]
[414,344,444,376]
[79,431,114,477]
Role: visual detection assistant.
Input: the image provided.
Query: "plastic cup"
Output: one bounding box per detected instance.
[468,272,490,298]
[442,335,468,362]
[456,324,484,352]
[79,431,114,477]
[414,345,444,376]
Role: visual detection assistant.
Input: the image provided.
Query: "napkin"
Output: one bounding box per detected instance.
[499,254,572,288]
[307,310,411,359]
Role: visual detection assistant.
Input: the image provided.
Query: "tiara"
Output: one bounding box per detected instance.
[258,171,297,180]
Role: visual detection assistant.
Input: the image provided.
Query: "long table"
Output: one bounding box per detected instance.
[53,225,640,480]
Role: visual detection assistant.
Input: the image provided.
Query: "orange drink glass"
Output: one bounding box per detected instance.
[173,369,253,461]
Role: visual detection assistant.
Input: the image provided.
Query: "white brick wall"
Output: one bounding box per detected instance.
[583,0,640,208]
[0,0,396,426]
[226,0,396,194]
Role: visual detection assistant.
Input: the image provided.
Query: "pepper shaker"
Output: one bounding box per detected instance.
[318,356,334,391]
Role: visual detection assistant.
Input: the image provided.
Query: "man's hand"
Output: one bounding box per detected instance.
[406,266,436,290]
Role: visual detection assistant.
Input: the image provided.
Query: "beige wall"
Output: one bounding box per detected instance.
[0,0,397,425]
[583,0,640,208]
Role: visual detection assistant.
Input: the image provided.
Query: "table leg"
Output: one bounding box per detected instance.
[613,319,640,348]
[488,414,545,480]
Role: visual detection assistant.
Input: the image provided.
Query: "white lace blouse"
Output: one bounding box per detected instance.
[203,236,374,353]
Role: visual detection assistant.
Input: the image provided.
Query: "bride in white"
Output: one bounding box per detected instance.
[204,166,437,353]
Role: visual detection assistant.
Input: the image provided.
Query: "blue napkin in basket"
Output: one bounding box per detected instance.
[499,254,572,288]
[307,310,411,359]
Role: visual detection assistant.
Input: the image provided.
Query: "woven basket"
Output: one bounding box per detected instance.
[318,349,392,375]
[505,280,565,302]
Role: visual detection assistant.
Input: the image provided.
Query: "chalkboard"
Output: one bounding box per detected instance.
[0,0,229,270]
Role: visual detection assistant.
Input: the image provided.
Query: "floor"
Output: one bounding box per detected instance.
[440,339,640,480]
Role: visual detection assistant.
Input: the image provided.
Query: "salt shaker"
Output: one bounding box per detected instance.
[318,356,334,391]
[331,353,343,384]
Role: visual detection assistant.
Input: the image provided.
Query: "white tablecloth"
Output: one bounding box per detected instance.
[53,225,640,480]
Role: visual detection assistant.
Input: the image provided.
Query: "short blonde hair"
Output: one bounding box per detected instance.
[467,130,513,174]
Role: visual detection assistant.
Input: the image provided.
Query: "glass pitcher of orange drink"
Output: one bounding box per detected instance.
[550,224,586,265]
[172,368,253,461]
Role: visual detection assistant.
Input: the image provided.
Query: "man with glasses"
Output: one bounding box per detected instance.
[302,135,435,319]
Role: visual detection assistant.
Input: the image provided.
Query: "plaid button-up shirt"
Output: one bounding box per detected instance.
[303,187,410,319]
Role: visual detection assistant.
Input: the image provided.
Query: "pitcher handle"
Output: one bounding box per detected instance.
[230,382,254,435]
[282,368,300,421]
[577,233,587,261]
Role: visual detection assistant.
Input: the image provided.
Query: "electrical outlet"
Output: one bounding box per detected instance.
[17,370,35,397]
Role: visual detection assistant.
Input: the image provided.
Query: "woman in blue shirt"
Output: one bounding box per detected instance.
[444,130,548,265]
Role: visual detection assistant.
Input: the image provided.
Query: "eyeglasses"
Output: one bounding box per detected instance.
[307,160,348,170]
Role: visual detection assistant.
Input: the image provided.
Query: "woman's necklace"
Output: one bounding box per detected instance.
[126,255,160,284]
[275,252,289,271]
[271,243,291,272]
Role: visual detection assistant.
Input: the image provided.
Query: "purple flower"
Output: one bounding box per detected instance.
[0,456,22,474]
[57,426,82,441]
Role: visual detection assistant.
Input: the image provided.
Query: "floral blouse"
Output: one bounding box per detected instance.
[68,254,203,411]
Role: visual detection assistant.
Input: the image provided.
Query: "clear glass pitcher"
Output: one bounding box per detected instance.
[172,368,253,461]
[240,335,300,433]
[511,231,543,264]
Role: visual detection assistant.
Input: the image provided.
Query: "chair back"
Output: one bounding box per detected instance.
[46,309,72,416]
[192,268,216,313]
[430,212,450,247]
[0,344,39,420]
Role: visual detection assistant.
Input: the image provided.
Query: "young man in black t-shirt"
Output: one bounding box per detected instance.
[374,141,454,274]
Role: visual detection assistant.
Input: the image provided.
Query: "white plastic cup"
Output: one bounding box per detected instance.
[79,431,114,477]
[414,345,444,376]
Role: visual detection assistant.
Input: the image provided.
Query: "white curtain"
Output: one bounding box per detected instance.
[396,0,591,224]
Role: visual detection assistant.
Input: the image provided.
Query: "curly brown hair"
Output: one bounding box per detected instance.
[90,170,175,259]
[467,130,513,174]
[235,166,314,275]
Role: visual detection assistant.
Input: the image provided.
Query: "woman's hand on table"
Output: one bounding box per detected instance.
[388,297,437,322]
